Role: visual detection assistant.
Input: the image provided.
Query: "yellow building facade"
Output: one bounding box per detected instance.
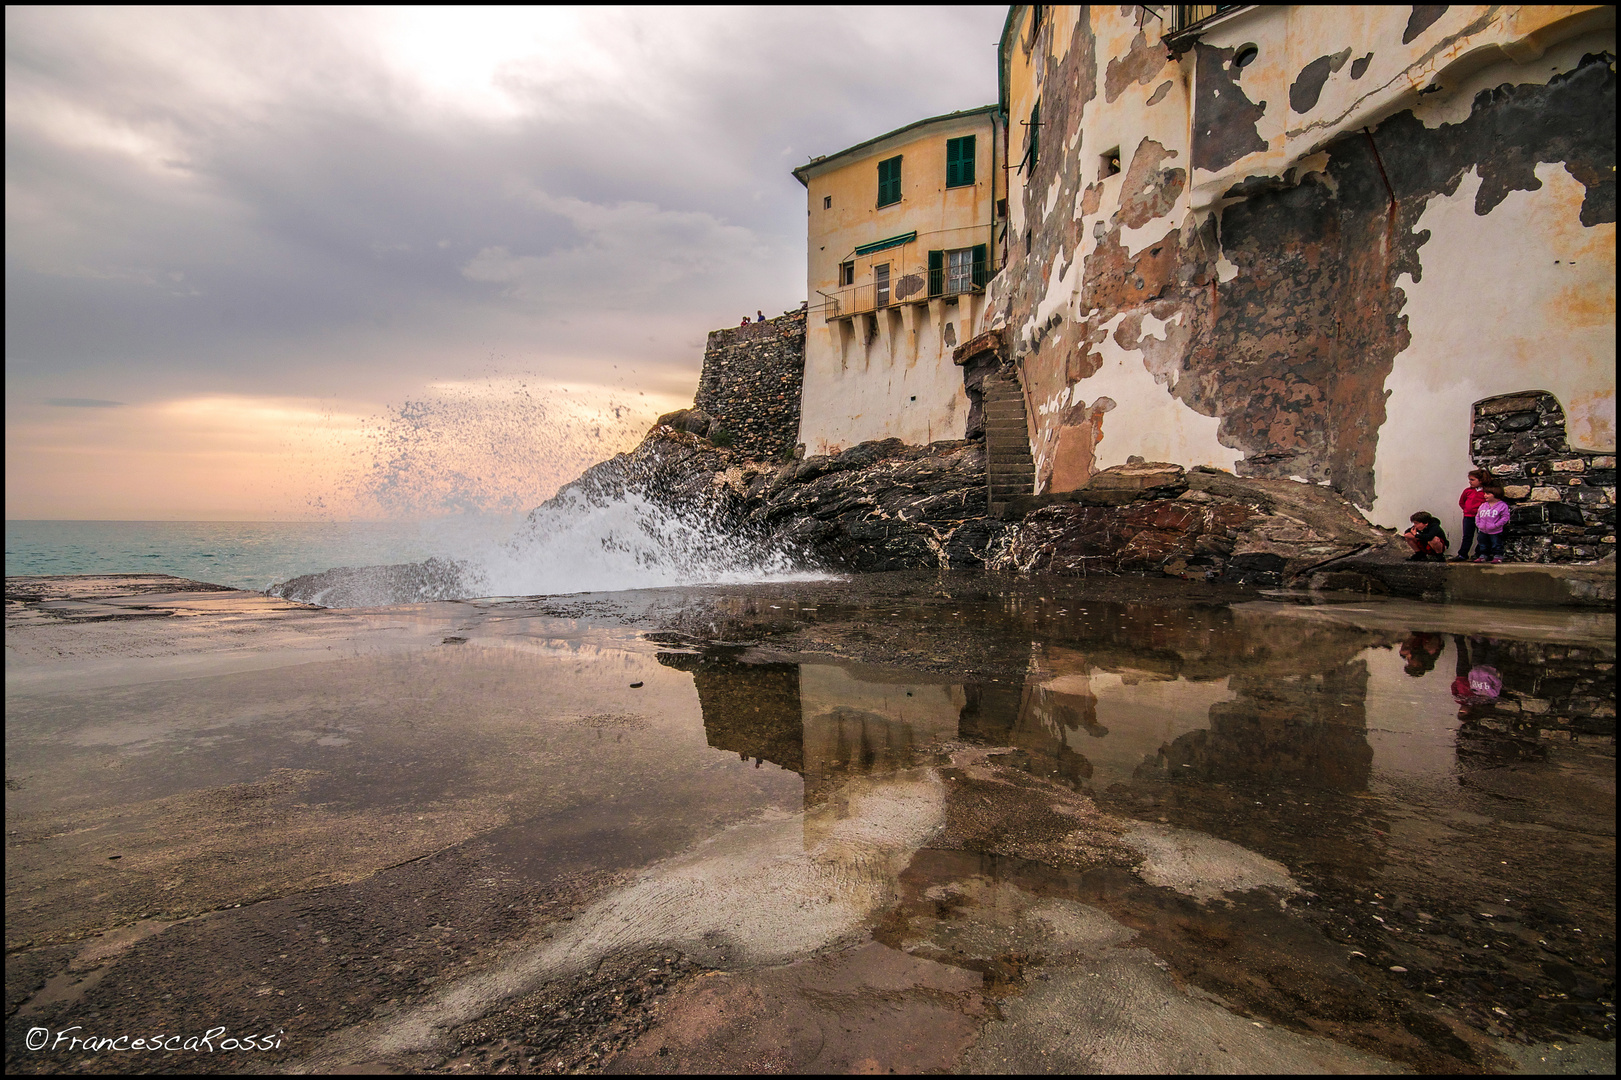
[792,107,1007,455]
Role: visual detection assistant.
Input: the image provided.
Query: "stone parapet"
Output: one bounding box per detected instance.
[693,308,807,462]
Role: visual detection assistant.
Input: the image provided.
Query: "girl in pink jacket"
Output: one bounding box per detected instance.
[1472,486,1511,563]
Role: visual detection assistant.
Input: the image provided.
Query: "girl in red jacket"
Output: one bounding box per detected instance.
[1453,469,1489,561]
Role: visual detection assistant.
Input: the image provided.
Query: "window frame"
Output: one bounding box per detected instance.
[945,135,976,188]
[839,261,855,287]
[877,155,903,207]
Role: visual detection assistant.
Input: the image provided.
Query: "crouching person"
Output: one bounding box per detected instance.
[1402,512,1448,561]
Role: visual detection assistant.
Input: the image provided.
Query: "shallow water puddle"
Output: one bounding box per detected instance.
[4,578,1613,1073]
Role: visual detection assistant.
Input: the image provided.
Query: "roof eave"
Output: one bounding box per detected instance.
[789,104,1000,186]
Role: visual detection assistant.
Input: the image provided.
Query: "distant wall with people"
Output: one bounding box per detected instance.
[695,307,807,461]
[1471,391,1616,563]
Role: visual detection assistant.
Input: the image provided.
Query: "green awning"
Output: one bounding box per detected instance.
[854,231,916,257]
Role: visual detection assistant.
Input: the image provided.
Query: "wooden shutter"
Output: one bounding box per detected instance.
[928,250,944,296]
[1029,102,1040,169]
[947,135,975,187]
[878,156,901,206]
[971,244,988,288]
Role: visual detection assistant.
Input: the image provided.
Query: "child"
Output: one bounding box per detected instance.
[1472,485,1511,562]
[1402,511,1448,561]
[1453,469,1489,561]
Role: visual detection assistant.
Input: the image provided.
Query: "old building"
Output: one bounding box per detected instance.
[792,106,1007,455]
[970,4,1614,551]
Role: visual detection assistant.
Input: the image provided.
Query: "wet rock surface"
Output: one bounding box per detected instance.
[533,428,1399,588]
[5,573,1614,1074]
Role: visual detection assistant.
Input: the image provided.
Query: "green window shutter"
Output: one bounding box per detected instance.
[877,155,902,207]
[928,250,944,296]
[946,135,976,187]
[971,244,988,287]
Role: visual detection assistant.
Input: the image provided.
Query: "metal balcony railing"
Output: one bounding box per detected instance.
[817,224,999,322]
[1170,5,1243,32]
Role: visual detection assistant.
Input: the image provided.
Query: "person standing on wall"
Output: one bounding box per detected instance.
[1453,469,1489,561]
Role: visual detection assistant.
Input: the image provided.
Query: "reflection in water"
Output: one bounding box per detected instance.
[658,608,1612,805]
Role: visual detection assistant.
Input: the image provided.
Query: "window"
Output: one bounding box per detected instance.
[823,195,832,209]
[877,155,902,207]
[1101,147,1121,176]
[874,263,891,307]
[946,135,976,187]
[929,246,989,297]
[947,249,974,294]
[839,261,855,287]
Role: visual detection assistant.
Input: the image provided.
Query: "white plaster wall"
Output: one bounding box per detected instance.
[1369,163,1616,540]
[798,307,972,456]
[1059,671,1236,792]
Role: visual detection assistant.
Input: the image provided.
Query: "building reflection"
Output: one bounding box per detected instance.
[657,604,1405,813]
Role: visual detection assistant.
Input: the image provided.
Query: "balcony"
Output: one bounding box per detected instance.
[817,224,998,323]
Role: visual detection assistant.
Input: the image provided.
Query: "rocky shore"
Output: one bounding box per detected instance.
[559,412,1389,586]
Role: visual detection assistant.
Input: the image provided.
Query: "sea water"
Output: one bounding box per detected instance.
[6,502,833,604]
[3,519,517,594]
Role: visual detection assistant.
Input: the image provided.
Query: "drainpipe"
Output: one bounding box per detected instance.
[1362,127,1398,244]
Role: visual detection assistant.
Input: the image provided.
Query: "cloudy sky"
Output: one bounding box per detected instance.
[6,6,1005,519]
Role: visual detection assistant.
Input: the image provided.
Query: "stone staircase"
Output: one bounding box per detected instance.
[983,372,1034,517]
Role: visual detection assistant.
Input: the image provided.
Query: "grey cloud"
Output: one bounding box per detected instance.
[44,397,124,407]
[5,7,1004,407]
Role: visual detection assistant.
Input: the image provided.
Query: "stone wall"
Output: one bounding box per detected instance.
[1471,391,1616,563]
[694,308,806,462]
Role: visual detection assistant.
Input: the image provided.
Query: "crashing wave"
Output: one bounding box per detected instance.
[269,433,830,606]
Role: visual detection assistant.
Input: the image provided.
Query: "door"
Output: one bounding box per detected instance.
[875,263,890,308]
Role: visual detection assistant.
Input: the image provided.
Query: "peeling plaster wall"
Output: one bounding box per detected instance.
[1373,162,1615,540]
[979,5,1616,544]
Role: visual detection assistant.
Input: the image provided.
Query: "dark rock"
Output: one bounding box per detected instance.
[1073,461,1187,505]
[654,408,715,437]
[1222,552,1287,586]
[1309,571,1390,594]
[1514,502,1587,527]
